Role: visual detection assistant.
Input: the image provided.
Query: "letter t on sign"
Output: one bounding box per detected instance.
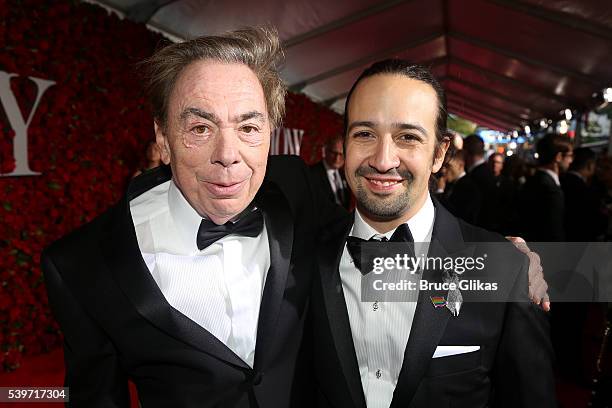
[0,71,55,176]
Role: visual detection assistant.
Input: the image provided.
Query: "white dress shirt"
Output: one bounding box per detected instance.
[129,180,270,367]
[539,168,561,186]
[339,195,435,408]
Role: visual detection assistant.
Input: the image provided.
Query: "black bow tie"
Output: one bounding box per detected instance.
[196,207,264,251]
[346,223,414,274]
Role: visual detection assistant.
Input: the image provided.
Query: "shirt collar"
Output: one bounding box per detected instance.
[539,168,560,186]
[351,193,435,243]
[568,170,585,182]
[323,159,337,174]
[168,180,204,253]
[468,157,486,172]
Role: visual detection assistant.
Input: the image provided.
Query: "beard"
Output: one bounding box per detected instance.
[354,166,415,220]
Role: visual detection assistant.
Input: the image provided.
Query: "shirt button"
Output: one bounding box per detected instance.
[376,369,382,379]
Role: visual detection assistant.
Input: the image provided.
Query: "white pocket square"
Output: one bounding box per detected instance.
[432,345,480,358]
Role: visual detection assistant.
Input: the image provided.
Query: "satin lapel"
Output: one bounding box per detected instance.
[390,201,466,408]
[103,168,248,369]
[318,214,367,408]
[253,181,293,370]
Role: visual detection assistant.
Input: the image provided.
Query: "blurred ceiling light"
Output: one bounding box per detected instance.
[539,119,548,128]
[506,150,514,157]
[604,87,612,103]
[559,120,569,134]
[564,108,572,121]
[524,125,531,135]
[509,141,517,149]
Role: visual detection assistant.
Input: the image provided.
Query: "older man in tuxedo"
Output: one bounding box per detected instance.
[311,60,555,408]
[41,28,340,407]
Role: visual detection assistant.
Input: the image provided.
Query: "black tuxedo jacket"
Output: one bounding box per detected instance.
[42,156,338,408]
[309,161,351,210]
[312,201,555,408]
[466,163,504,233]
[520,170,565,242]
[439,174,482,225]
[561,172,606,241]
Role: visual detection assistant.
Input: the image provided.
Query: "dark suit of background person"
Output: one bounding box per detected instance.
[437,149,482,224]
[312,200,556,408]
[519,134,573,243]
[561,148,606,242]
[463,135,504,234]
[520,170,565,242]
[310,160,351,210]
[310,136,351,210]
[42,156,338,407]
[519,134,574,383]
[558,147,607,383]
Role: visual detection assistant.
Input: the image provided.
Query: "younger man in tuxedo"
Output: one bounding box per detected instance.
[311,60,556,408]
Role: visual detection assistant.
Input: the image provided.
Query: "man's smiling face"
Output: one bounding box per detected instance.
[344,73,446,223]
[155,60,270,225]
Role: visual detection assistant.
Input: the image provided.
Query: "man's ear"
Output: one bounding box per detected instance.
[432,137,451,173]
[554,151,563,164]
[154,121,171,165]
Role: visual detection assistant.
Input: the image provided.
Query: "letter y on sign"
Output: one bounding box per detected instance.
[0,71,55,176]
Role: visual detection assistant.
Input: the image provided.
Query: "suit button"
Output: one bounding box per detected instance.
[252,372,263,385]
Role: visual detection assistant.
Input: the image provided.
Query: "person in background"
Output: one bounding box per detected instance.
[502,155,529,187]
[132,140,163,177]
[561,147,606,241]
[462,134,501,232]
[520,134,573,242]
[489,152,519,235]
[592,155,612,240]
[310,135,351,210]
[488,152,504,178]
[436,149,481,223]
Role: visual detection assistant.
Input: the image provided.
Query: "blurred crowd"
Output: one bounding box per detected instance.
[435,133,612,243]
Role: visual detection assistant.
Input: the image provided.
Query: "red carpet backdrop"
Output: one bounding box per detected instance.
[0,0,343,372]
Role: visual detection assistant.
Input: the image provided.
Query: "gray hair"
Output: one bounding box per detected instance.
[141,27,287,129]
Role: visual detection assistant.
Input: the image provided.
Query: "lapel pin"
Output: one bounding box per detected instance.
[430,296,447,308]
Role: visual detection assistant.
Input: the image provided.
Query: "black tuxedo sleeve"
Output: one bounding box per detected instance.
[491,255,556,408]
[42,251,130,408]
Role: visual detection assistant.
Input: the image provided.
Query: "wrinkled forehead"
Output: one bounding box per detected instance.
[169,60,267,116]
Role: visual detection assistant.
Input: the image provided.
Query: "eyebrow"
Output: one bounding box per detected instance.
[180,108,219,125]
[237,111,265,123]
[179,108,265,124]
[392,122,428,137]
[347,120,428,136]
[347,121,376,133]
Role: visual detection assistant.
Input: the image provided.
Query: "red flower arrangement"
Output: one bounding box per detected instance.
[0,0,342,372]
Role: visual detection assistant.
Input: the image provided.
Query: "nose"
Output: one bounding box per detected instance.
[369,135,400,173]
[210,129,241,168]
